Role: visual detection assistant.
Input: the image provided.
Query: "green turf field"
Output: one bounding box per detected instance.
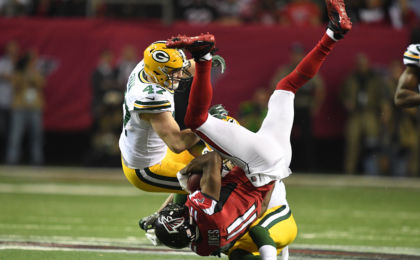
[1,166,420,259]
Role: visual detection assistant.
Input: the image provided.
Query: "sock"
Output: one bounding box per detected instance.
[259,245,277,260]
[249,226,276,248]
[199,52,212,61]
[326,28,339,41]
[184,60,213,129]
[276,32,336,93]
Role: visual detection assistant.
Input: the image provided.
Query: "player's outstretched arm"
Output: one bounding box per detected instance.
[141,112,200,153]
[394,66,420,108]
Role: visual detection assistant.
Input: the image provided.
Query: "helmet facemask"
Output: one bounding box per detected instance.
[161,62,192,91]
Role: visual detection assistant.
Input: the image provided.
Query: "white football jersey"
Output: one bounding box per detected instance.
[403,44,420,68]
[119,60,175,169]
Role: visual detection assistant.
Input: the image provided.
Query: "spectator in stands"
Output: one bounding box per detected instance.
[380,60,419,176]
[87,89,123,167]
[91,49,116,124]
[0,40,20,161]
[279,0,322,26]
[115,45,137,90]
[176,0,219,24]
[252,0,282,24]
[0,0,31,16]
[388,0,420,29]
[238,87,269,132]
[358,0,388,25]
[341,53,384,175]
[6,49,45,165]
[215,0,255,24]
[270,43,325,171]
[88,49,122,166]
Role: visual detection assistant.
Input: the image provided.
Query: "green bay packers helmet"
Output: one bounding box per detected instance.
[143,41,191,90]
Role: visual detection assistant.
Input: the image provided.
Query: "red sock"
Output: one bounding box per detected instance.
[276,33,336,93]
[184,60,213,129]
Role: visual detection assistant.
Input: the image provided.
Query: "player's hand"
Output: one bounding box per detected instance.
[139,212,158,231]
[209,104,228,119]
[177,171,191,193]
[212,55,226,74]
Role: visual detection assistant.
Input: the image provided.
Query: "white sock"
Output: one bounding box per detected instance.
[259,245,277,260]
[199,52,212,61]
[282,246,289,260]
[326,28,339,41]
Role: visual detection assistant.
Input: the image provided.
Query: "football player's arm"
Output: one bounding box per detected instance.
[181,152,222,200]
[259,187,274,218]
[394,66,420,108]
[141,112,200,153]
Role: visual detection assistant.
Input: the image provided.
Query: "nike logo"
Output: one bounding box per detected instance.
[146,97,155,101]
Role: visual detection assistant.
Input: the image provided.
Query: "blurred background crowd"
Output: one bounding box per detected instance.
[0,0,420,177]
[1,0,420,29]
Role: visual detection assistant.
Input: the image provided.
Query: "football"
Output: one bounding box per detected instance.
[187,172,202,192]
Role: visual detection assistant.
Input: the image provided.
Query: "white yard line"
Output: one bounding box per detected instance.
[293,243,420,256]
[0,183,167,197]
[1,235,419,256]
[284,174,420,189]
[2,166,420,188]
[0,244,199,257]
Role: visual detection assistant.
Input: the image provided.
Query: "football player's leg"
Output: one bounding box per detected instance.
[258,21,351,157]
[275,0,351,94]
[228,205,297,260]
[121,148,193,193]
[275,32,338,94]
[184,60,213,129]
[184,60,274,172]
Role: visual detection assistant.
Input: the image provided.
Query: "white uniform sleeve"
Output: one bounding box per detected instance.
[403,44,420,67]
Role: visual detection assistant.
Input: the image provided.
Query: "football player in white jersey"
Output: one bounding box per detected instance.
[119,41,201,194]
[394,44,420,107]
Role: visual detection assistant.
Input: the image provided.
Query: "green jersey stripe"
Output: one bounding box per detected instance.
[135,100,170,106]
[133,105,171,111]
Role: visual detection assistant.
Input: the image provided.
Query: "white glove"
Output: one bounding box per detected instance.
[145,229,162,246]
[177,171,191,193]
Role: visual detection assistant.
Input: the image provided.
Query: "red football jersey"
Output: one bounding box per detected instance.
[185,166,273,256]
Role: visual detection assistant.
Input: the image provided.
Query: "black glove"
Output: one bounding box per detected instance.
[139,212,158,231]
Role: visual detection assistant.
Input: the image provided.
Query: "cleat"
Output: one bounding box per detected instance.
[166,33,216,61]
[326,0,352,39]
[139,212,158,231]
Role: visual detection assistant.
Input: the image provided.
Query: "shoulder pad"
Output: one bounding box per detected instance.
[130,84,172,113]
[403,44,420,67]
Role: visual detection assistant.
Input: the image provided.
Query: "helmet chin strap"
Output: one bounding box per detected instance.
[144,72,158,84]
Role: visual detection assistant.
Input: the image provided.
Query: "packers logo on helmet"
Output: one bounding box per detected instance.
[152,50,170,63]
[144,41,191,91]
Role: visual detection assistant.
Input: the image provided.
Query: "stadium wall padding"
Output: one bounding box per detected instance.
[0,18,409,136]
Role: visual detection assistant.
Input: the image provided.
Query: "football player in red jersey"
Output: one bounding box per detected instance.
[157,151,296,259]
[153,0,352,258]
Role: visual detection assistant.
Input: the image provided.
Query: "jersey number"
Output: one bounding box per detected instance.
[143,85,164,95]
